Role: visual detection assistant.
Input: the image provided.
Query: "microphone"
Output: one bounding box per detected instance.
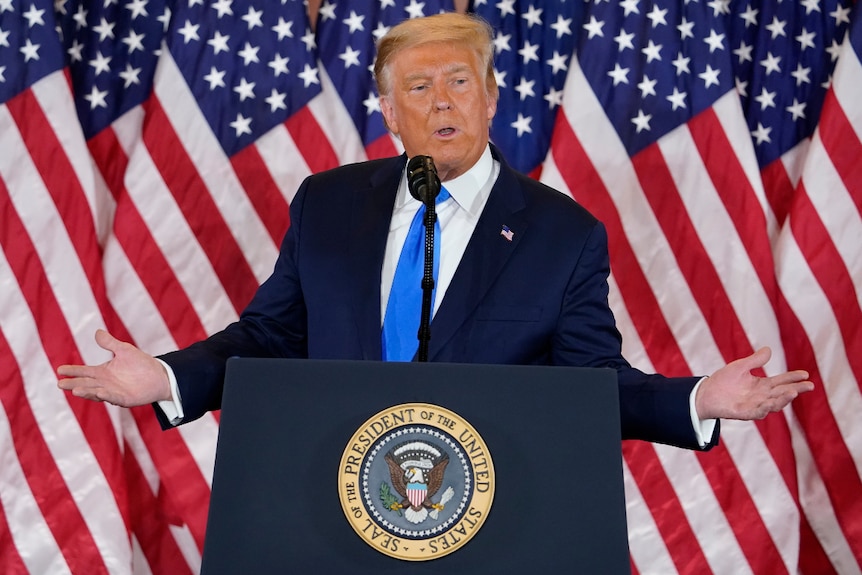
[406,155,441,207]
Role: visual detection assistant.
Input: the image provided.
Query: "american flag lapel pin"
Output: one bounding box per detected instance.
[500,225,514,242]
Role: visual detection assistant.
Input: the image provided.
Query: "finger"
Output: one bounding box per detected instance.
[766,370,812,387]
[57,364,102,379]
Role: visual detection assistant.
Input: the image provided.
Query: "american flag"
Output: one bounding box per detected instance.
[1,0,860,573]
[475,0,861,572]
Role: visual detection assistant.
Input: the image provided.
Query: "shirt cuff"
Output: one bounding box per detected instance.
[690,376,717,448]
[155,358,184,426]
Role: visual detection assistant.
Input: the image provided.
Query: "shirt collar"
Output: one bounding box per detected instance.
[397,145,494,216]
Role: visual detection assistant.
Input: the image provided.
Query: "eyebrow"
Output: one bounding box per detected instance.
[402,63,474,85]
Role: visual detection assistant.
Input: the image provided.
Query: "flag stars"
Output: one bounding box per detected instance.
[118,63,141,88]
[92,17,116,41]
[795,28,816,52]
[637,74,657,97]
[496,0,516,18]
[786,98,806,121]
[703,29,725,53]
[521,5,542,28]
[178,20,199,44]
[751,122,771,144]
[208,31,230,54]
[545,51,568,75]
[791,63,811,86]
[233,78,256,101]
[237,42,260,65]
[0,0,13,13]
[72,5,88,29]
[269,53,290,76]
[800,0,821,14]
[514,77,535,101]
[698,64,720,88]
[666,87,687,110]
[760,52,781,75]
[211,0,233,18]
[372,22,390,41]
[22,4,45,27]
[242,6,263,30]
[614,29,634,52]
[403,0,426,19]
[88,51,112,75]
[83,85,108,109]
[20,38,40,61]
[125,0,148,19]
[739,5,758,27]
[608,63,629,85]
[825,39,842,62]
[646,5,667,28]
[272,17,294,40]
[620,0,639,16]
[641,40,662,63]
[631,109,651,133]
[754,87,776,110]
[301,28,316,51]
[339,45,361,68]
[517,41,539,65]
[0,66,5,82]
[549,14,572,39]
[203,66,226,90]
[230,113,252,137]
[830,4,851,26]
[510,113,532,136]
[363,92,381,115]
[318,1,336,21]
[298,63,320,87]
[0,27,10,47]
[672,52,690,76]
[583,16,604,39]
[677,17,694,40]
[733,41,753,64]
[544,86,564,109]
[494,31,511,54]
[343,10,365,33]
[265,88,287,112]
[122,30,145,53]
[765,16,786,40]
[67,39,84,61]
[493,68,507,88]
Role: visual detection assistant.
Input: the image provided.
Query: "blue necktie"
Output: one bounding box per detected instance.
[382,186,451,361]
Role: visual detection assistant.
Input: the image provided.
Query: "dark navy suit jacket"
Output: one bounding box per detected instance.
[159,147,717,450]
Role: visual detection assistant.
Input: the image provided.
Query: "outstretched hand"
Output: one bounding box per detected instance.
[695,347,814,421]
[57,329,172,407]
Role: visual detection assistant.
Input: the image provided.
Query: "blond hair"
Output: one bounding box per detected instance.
[374,12,498,100]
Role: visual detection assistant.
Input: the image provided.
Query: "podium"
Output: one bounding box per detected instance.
[201,359,630,574]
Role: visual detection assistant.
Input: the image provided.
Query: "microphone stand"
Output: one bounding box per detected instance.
[417,198,437,362]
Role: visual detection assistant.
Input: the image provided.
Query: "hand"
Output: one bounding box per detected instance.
[695,347,814,421]
[57,329,172,407]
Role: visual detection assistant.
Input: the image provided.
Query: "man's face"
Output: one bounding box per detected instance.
[380,41,497,182]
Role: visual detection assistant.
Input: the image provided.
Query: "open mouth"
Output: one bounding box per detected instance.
[436,127,456,136]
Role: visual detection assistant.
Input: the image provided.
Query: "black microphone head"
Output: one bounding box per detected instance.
[407,155,441,206]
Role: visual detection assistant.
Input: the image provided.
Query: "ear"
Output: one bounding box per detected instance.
[486,91,498,122]
[380,96,399,135]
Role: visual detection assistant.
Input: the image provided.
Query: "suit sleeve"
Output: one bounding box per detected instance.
[552,221,718,450]
[153,178,312,428]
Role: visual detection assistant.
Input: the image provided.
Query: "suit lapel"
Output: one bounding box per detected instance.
[346,155,407,359]
[428,155,529,360]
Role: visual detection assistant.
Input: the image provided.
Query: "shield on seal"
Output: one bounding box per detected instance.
[406,482,427,508]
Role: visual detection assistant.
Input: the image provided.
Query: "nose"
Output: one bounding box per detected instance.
[433,86,452,111]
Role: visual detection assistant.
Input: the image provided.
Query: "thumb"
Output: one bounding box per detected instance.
[94,329,125,355]
[740,346,772,371]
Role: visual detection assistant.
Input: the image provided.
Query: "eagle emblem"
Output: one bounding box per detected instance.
[382,440,455,524]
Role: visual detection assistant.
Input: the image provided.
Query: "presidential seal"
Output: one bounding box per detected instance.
[338,403,494,561]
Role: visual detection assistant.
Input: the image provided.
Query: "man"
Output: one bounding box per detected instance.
[58,13,812,450]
